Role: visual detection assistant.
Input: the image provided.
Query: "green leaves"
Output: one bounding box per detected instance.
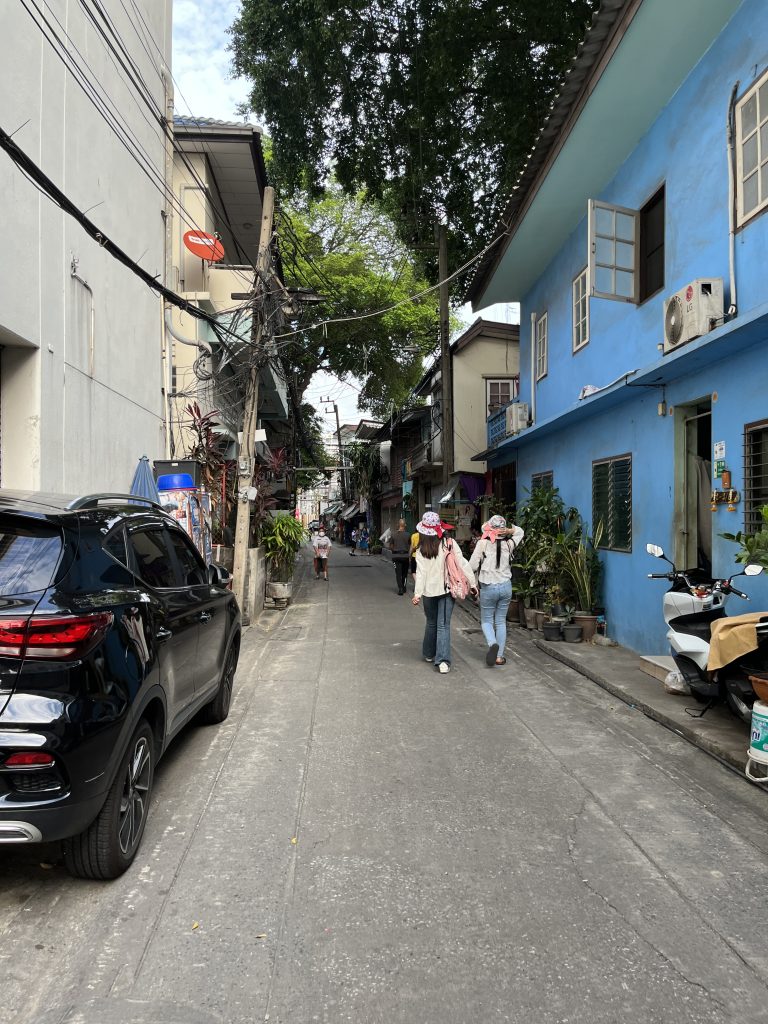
[720,505,768,568]
[231,0,597,264]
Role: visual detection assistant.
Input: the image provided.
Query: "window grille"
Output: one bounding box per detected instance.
[531,471,554,492]
[744,420,768,533]
[592,455,632,551]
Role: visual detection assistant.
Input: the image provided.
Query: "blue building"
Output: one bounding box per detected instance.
[467,0,768,653]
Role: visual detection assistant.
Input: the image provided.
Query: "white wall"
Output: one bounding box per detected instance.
[0,0,171,492]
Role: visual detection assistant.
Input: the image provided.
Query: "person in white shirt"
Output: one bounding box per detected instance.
[469,514,524,666]
[313,529,332,581]
[412,511,477,674]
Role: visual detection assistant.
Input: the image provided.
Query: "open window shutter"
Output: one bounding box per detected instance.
[592,462,610,540]
[588,199,640,303]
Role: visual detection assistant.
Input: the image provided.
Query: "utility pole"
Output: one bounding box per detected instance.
[321,397,347,503]
[438,223,453,487]
[232,186,275,615]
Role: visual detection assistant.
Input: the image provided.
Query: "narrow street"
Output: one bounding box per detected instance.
[3,549,768,1024]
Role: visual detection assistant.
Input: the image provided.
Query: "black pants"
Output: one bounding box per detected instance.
[393,557,409,592]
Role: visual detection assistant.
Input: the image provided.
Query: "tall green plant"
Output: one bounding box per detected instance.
[554,519,603,613]
[261,515,307,582]
[720,505,768,568]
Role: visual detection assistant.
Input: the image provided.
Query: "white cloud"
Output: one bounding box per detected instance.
[172,0,254,122]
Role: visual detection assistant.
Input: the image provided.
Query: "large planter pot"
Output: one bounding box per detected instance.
[267,581,292,602]
[572,613,598,642]
[563,624,583,643]
[542,620,562,642]
[524,606,538,629]
[534,609,548,632]
[507,597,521,622]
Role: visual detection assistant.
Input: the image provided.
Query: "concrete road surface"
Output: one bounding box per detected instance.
[3,548,768,1024]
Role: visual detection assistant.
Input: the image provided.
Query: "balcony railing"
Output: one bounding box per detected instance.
[487,406,509,447]
[486,399,529,448]
[405,439,441,475]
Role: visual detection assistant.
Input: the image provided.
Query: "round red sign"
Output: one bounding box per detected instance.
[183,230,225,262]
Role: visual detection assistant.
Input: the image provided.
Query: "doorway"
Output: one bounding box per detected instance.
[674,398,712,573]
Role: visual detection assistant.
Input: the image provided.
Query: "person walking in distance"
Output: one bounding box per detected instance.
[358,524,370,555]
[412,511,477,674]
[469,514,524,666]
[313,527,332,581]
[388,519,411,595]
[348,526,357,556]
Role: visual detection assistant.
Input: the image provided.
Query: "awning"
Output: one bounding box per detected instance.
[340,502,360,519]
[323,501,343,515]
[438,472,488,504]
[438,474,461,504]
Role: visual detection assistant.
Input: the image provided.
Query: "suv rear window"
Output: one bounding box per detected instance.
[0,521,63,596]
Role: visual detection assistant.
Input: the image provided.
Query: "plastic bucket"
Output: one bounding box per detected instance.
[746,701,768,782]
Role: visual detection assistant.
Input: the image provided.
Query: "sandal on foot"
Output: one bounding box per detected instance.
[485,642,499,666]
[495,657,507,665]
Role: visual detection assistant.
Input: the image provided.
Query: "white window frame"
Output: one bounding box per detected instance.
[572,267,589,352]
[736,67,768,227]
[486,377,518,413]
[535,312,548,381]
[588,199,639,303]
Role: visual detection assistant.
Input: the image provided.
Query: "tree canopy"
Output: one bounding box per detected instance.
[231,0,597,267]
[277,185,439,418]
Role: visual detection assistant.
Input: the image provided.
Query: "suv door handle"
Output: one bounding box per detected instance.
[155,626,172,643]
[199,611,212,624]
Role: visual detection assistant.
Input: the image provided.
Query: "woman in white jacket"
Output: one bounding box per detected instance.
[469,514,524,666]
[412,511,477,674]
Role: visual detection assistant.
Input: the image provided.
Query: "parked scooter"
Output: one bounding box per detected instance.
[646,542,767,721]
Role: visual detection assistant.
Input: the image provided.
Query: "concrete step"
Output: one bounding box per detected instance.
[639,654,676,682]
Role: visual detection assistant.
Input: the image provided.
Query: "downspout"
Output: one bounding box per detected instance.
[529,311,536,425]
[164,307,212,355]
[162,64,174,457]
[726,81,739,318]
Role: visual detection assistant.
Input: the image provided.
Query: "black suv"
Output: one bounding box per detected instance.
[0,492,240,879]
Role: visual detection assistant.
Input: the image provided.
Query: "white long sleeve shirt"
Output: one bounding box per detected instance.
[469,527,524,586]
[414,542,477,599]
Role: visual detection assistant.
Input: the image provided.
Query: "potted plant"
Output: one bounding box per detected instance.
[720,504,768,567]
[261,515,307,602]
[554,519,603,642]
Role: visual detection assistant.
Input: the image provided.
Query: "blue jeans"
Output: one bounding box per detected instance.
[422,594,455,665]
[479,581,513,655]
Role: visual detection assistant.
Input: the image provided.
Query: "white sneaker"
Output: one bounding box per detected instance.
[438,662,450,674]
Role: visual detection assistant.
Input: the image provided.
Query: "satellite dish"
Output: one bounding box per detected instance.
[183,230,225,262]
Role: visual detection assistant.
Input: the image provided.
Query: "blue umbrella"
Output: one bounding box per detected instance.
[129,456,160,503]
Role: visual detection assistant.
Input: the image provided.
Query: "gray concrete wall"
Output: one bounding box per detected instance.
[0,0,171,491]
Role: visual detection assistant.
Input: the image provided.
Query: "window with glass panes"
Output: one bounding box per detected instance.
[592,455,632,552]
[535,313,548,380]
[486,378,518,414]
[744,420,768,534]
[572,269,589,351]
[737,69,768,226]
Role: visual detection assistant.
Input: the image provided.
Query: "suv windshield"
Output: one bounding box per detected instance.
[0,519,64,596]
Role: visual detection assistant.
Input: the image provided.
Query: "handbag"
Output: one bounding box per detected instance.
[444,540,470,600]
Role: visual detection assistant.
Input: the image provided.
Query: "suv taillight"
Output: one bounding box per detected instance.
[0,612,113,659]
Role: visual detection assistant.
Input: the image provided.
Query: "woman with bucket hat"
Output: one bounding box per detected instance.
[412,511,477,673]
[469,514,524,666]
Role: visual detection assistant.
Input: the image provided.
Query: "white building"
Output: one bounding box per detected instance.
[0,1,172,492]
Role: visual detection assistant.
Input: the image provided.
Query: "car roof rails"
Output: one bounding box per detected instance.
[67,493,167,512]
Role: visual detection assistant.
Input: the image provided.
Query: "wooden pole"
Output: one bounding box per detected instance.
[438,223,453,488]
[232,186,275,617]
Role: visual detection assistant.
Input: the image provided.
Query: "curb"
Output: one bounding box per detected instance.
[530,636,748,775]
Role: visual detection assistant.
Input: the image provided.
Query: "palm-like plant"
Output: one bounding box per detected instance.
[261,515,307,582]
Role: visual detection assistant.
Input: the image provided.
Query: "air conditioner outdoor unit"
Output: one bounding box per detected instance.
[506,402,529,435]
[663,278,723,355]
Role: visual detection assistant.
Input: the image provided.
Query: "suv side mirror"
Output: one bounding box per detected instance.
[208,563,229,586]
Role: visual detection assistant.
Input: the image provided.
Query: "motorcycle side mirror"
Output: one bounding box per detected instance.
[744,564,764,577]
[646,543,665,559]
